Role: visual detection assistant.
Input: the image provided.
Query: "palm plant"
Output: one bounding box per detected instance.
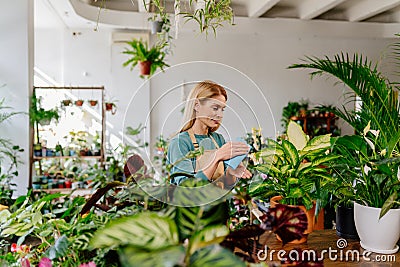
[288,53,400,154]
[288,52,400,217]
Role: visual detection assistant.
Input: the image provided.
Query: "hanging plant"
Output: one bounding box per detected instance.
[178,0,234,37]
[145,0,174,55]
[75,99,84,107]
[88,100,98,107]
[29,94,60,126]
[61,99,72,106]
[122,39,169,78]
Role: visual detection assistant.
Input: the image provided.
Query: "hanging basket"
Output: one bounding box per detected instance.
[89,100,98,107]
[62,99,72,106]
[105,103,117,115]
[75,100,84,106]
[139,61,152,76]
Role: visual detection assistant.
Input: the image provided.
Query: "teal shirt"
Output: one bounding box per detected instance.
[167,131,226,185]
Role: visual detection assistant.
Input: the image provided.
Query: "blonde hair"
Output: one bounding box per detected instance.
[179,80,227,133]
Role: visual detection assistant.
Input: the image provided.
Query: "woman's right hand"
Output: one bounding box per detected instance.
[216,142,250,161]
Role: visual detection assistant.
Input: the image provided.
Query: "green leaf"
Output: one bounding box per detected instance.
[380,191,398,219]
[119,245,185,267]
[311,154,339,166]
[190,245,245,267]
[302,134,331,152]
[281,140,299,167]
[0,209,11,223]
[255,164,280,175]
[46,235,70,260]
[189,225,229,255]
[171,178,228,207]
[289,187,303,199]
[1,224,24,236]
[175,201,229,241]
[89,212,179,250]
[287,121,308,150]
[372,174,387,188]
[287,177,299,185]
[32,212,42,225]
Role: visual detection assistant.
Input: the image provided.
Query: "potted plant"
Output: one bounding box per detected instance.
[146,0,171,34]
[122,39,169,77]
[88,99,98,107]
[289,52,400,253]
[75,99,84,106]
[331,124,400,253]
[29,94,60,126]
[105,101,117,115]
[281,100,309,130]
[61,99,72,106]
[249,120,338,243]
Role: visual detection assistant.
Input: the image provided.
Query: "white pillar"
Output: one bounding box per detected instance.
[0,0,34,197]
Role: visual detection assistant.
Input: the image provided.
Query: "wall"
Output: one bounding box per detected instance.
[0,0,33,197]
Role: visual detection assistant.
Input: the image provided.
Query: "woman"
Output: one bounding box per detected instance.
[167,80,252,186]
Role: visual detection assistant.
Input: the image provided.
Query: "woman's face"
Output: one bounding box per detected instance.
[195,95,226,129]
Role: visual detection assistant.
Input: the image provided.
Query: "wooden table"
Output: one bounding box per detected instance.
[257,230,400,266]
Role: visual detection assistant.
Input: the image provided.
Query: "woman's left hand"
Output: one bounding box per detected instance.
[227,163,252,179]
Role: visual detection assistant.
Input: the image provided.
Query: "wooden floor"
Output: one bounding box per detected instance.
[257,230,400,266]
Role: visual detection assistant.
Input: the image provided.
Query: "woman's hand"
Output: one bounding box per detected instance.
[227,163,252,179]
[216,141,250,161]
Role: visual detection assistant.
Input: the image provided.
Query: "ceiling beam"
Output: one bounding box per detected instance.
[299,0,346,20]
[346,0,400,22]
[390,9,400,22]
[247,0,280,18]
[137,0,149,13]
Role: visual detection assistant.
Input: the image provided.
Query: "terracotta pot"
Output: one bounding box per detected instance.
[89,100,98,106]
[79,149,88,156]
[270,195,315,244]
[139,61,152,76]
[75,100,84,106]
[105,102,117,115]
[62,99,72,106]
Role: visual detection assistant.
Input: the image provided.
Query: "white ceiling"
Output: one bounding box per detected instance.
[35,0,400,29]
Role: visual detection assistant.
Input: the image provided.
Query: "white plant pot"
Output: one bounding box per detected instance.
[354,202,400,254]
[150,21,163,34]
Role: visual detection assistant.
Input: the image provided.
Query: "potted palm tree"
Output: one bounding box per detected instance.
[289,52,400,253]
[122,39,169,77]
[249,120,338,243]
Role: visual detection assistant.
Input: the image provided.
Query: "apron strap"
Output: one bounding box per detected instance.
[187,128,220,149]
